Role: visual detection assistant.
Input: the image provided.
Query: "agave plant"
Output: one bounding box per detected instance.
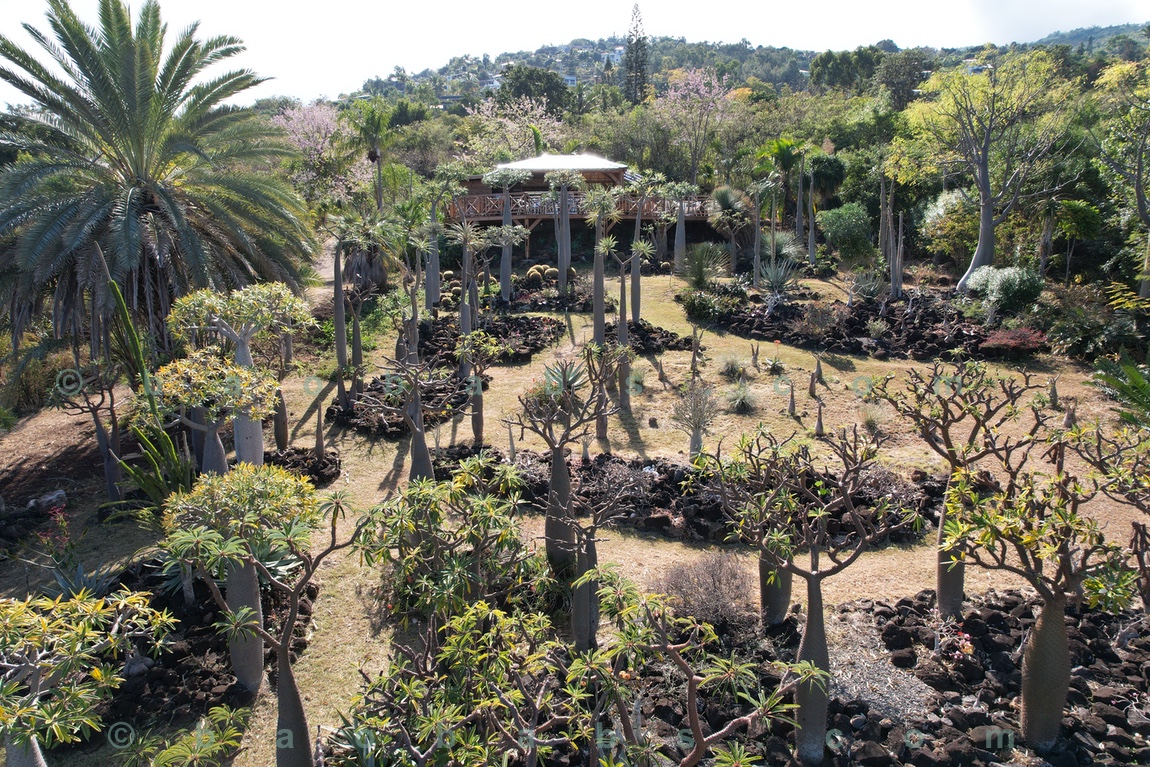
[759,258,802,297]
[677,243,730,290]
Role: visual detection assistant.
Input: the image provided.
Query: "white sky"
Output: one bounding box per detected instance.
[1,0,1146,107]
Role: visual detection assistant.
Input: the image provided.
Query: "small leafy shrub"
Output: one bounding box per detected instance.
[678,289,740,322]
[790,302,843,338]
[979,327,1047,359]
[965,266,1043,314]
[865,318,890,339]
[654,552,753,627]
[1031,285,1141,358]
[816,202,874,263]
[726,381,757,414]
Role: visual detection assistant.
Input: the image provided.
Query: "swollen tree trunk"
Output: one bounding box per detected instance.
[957,183,997,292]
[546,446,576,577]
[688,428,702,459]
[226,560,264,694]
[275,637,313,767]
[593,223,606,345]
[203,426,228,476]
[937,509,965,620]
[6,739,48,767]
[273,391,289,452]
[351,310,364,398]
[758,555,793,627]
[674,201,687,273]
[93,419,123,503]
[471,387,484,446]
[1021,596,1070,753]
[795,574,830,766]
[405,390,434,482]
[232,341,264,466]
[572,539,598,651]
[189,405,207,471]
[501,187,514,302]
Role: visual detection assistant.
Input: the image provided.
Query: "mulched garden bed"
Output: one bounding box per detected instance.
[697,290,997,361]
[327,373,474,437]
[265,447,342,486]
[418,314,565,365]
[856,588,1150,767]
[604,320,696,354]
[48,559,318,759]
[431,446,943,545]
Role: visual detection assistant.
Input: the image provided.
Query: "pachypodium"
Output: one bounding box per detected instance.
[165,463,318,697]
[869,361,1046,618]
[942,433,1136,752]
[505,353,619,577]
[169,284,313,465]
[706,426,918,766]
[0,591,174,767]
[167,474,364,767]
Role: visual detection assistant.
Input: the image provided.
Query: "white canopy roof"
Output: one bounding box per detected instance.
[495,153,627,172]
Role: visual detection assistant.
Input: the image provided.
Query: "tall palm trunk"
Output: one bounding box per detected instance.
[796,154,805,241]
[795,573,829,766]
[593,221,606,345]
[500,186,514,302]
[426,200,441,311]
[674,201,687,273]
[1021,596,1070,753]
[631,199,644,324]
[333,253,349,408]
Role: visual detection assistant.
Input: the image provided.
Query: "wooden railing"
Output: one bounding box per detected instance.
[445,192,710,222]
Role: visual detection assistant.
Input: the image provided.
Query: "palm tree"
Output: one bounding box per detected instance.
[757,138,802,233]
[663,181,699,273]
[808,153,847,262]
[0,0,314,348]
[482,167,531,301]
[342,97,394,212]
[583,187,621,345]
[708,186,751,270]
[625,170,666,323]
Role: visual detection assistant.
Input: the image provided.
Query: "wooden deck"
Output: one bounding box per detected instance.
[445,192,710,224]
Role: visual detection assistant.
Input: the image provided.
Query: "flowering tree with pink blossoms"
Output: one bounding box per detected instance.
[273,102,370,211]
[654,69,733,185]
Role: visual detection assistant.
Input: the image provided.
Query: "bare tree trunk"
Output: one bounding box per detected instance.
[546,446,576,577]
[1141,234,1150,298]
[759,555,793,627]
[273,391,289,452]
[937,510,965,620]
[807,174,816,265]
[1038,206,1055,277]
[501,188,514,301]
[958,190,996,292]
[6,738,48,767]
[471,388,484,446]
[225,560,264,694]
[674,201,687,273]
[203,427,228,476]
[427,201,441,311]
[617,265,631,412]
[593,222,606,345]
[796,153,805,242]
[333,253,349,408]
[795,574,829,766]
[1021,596,1069,753]
[275,642,313,767]
[189,405,207,471]
[631,203,643,324]
[405,390,434,482]
[559,185,571,294]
